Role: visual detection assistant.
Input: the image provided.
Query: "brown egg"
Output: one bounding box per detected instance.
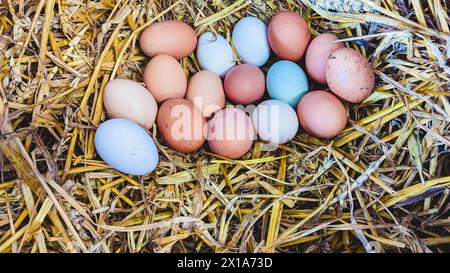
[305,33,344,85]
[157,98,206,153]
[207,108,255,159]
[144,54,187,103]
[103,79,158,129]
[268,11,311,61]
[326,47,375,103]
[139,20,197,60]
[297,91,347,139]
[185,70,225,118]
[224,64,265,105]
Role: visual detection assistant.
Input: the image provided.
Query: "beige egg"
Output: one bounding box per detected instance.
[103,79,158,129]
[185,70,225,118]
[157,98,206,153]
[144,54,187,103]
[326,47,375,103]
[139,20,197,60]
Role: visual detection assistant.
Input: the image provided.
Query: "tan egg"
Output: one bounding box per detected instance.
[157,98,206,153]
[268,11,311,61]
[103,79,158,129]
[305,33,344,85]
[139,20,197,60]
[207,108,255,159]
[144,54,187,103]
[185,70,225,118]
[326,47,375,103]
[297,91,347,139]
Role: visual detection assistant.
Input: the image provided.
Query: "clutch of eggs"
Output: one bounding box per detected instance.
[94,13,377,175]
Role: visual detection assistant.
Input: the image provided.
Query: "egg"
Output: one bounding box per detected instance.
[144,54,187,103]
[139,20,197,60]
[224,64,265,105]
[103,79,158,129]
[232,16,270,66]
[95,119,159,175]
[252,100,299,145]
[207,108,255,159]
[266,60,309,107]
[185,70,225,118]
[197,32,235,77]
[326,47,375,103]
[305,33,344,85]
[268,11,311,61]
[157,98,206,153]
[297,91,347,139]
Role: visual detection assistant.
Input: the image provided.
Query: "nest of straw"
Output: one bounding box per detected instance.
[0,0,449,253]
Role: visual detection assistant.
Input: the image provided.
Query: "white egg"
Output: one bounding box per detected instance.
[232,17,270,67]
[251,100,299,145]
[197,32,235,77]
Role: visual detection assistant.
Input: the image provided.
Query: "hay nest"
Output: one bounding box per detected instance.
[0,0,449,253]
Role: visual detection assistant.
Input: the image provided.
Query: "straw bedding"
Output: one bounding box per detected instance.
[0,0,449,253]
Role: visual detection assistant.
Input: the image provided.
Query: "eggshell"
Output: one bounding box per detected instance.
[207,108,255,159]
[95,119,159,175]
[252,100,299,145]
[144,54,187,103]
[305,33,344,85]
[296,91,347,139]
[197,32,235,77]
[103,79,158,129]
[157,98,206,153]
[139,20,197,60]
[266,60,309,107]
[224,64,265,105]
[232,17,270,67]
[268,11,311,61]
[326,47,375,103]
[185,70,225,118]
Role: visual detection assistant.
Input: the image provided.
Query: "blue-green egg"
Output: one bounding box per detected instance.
[266,60,309,107]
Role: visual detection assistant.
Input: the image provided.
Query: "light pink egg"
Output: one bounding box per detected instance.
[224,64,265,105]
[305,33,344,85]
[207,108,255,159]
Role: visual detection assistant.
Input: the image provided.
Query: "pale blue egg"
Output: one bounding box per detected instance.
[95,118,159,175]
[232,17,270,67]
[251,100,299,145]
[197,32,235,77]
[266,60,309,107]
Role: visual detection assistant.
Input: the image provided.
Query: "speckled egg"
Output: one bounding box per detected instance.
[157,98,206,153]
[326,47,375,103]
